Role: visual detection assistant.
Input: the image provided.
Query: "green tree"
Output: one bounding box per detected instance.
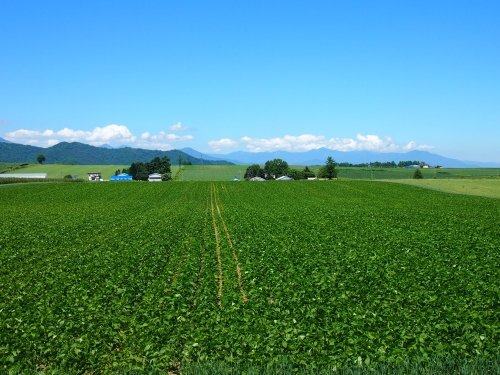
[303,166,316,179]
[36,154,46,164]
[318,156,337,179]
[128,162,148,181]
[127,156,171,181]
[287,169,303,180]
[413,168,423,179]
[244,164,265,179]
[264,158,289,179]
[148,156,171,175]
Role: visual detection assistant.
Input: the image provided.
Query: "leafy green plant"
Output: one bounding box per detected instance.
[0,181,497,372]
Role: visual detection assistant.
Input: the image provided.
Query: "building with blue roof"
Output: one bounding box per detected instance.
[110,173,133,181]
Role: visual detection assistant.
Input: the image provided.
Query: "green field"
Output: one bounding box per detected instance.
[4,163,499,182]
[175,165,500,181]
[0,181,498,373]
[173,165,246,181]
[332,167,500,180]
[0,163,27,173]
[6,163,130,180]
[394,179,500,199]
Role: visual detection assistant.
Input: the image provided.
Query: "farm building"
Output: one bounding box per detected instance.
[88,172,102,181]
[0,173,47,179]
[276,176,293,181]
[250,177,265,181]
[148,173,163,182]
[110,173,133,181]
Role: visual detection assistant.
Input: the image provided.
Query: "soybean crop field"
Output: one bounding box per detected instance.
[0,182,498,373]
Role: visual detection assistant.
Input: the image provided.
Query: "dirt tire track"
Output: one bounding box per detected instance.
[210,183,223,306]
[213,184,248,304]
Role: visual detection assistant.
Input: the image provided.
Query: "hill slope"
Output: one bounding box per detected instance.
[0,142,233,165]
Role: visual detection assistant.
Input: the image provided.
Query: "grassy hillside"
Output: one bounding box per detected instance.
[0,164,17,174]
[14,164,129,180]
[0,182,498,372]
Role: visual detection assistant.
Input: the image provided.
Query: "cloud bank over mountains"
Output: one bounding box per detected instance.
[4,123,432,154]
[208,134,433,153]
[5,123,192,150]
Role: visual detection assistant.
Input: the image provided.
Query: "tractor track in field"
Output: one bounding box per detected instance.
[213,185,248,303]
[211,183,248,304]
[210,184,224,306]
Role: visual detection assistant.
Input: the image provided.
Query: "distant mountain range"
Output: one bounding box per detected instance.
[180,147,235,163]
[1,138,498,167]
[182,147,500,168]
[0,141,233,165]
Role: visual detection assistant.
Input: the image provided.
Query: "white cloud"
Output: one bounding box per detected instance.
[137,131,193,150]
[402,140,432,151]
[209,133,433,153]
[86,124,135,142]
[5,124,194,150]
[169,122,187,132]
[208,138,240,152]
[7,129,40,138]
[240,134,327,152]
[134,140,174,151]
[6,125,136,146]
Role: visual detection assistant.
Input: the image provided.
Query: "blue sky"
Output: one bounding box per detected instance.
[1,0,499,162]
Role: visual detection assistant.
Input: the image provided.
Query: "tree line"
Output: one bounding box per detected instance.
[244,157,338,180]
[117,156,172,181]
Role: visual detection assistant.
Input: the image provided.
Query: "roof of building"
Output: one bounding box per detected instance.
[0,173,48,179]
[111,173,132,181]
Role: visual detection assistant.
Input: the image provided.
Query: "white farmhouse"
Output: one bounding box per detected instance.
[148,173,163,182]
[88,172,102,181]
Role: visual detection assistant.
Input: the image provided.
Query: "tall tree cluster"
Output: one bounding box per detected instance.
[244,158,322,180]
[317,156,338,179]
[244,164,265,179]
[127,156,171,181]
